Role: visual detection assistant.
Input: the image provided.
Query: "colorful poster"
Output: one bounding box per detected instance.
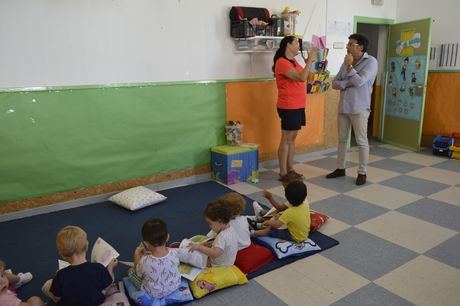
[385,55,426,121]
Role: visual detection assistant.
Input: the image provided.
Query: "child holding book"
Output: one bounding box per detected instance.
[134,218,181,299]
[208,193,250,251]
[252,180,311,243]
[0,259,44,306]
[42,225,117,306]
[189,201,238,267]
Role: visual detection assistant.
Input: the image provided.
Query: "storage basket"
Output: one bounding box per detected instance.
[225,124,243,146]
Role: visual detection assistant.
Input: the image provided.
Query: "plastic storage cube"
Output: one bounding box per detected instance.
[211,145,259,185]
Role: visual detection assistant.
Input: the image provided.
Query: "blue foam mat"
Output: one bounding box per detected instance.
[0,181,338,304]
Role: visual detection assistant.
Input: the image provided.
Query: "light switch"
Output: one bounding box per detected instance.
[333,42,345,49]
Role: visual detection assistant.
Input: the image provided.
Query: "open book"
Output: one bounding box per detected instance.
[57,238,120,270]
[91,237,120,267]
[58,259,70,270]
[178,263,202,281]
[263,207,279,218]
[178,235,213,248]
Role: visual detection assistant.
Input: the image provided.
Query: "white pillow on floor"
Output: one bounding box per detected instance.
[109,186,167,211]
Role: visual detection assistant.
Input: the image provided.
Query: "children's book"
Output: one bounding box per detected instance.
[175,241,208,270]
[178,263,202,281]
[91,237,120,267]
[263,207,279,218]
[179,235,213,248]
[58,259,70,270]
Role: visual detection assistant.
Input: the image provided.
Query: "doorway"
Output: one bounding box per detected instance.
[350,17,393,144]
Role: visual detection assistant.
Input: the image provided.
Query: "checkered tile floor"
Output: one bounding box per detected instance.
[194,142,460,306]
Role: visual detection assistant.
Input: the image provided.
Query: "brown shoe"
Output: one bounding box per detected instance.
[356,174,367,185]
[326,168,346,179]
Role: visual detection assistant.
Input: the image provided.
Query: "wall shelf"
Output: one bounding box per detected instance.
[234,36,284,52]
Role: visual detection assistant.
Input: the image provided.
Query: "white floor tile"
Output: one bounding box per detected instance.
[306,183,340,204]
[346,165,400,183]
[331,152,385,164]
[256,255,369,306]
[391,152,445,166]
[378,144,412,152]
[407,167,460,186]
[345,184,423,210]
[375,255,460,306]
[356,211,457,253]
[223,182,262,195]
[428,186,460,206]
[292,163,330,179]
[317,217,351,236]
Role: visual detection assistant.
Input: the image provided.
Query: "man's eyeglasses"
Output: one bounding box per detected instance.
[347,43,360,47]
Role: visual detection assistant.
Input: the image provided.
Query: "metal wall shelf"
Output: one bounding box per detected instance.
[234,36,283,52]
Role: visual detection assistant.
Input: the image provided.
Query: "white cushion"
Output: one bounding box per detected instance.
[254,236,321,259]
[109,186,167,211]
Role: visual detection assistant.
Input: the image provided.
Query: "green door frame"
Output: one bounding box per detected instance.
[353,16,395,143]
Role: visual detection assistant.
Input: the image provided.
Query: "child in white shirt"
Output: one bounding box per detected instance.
[134,218,181,299]
[209,193,250,251]
[189,201,238,267]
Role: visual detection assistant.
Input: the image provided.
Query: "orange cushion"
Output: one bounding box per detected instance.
[310,210,329,232]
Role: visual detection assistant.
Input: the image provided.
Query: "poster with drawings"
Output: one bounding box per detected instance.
[385,55,426,121]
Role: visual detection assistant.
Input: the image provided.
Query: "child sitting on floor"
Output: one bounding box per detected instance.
[189,201,238,267]
[42,225,117,306]
[134,218,181,299]
[252,180,311,243]
[249,175,302,227]
[0,259,44,306]
[208,193,250,251]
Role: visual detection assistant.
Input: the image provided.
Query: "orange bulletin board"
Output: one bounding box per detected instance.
[226,81,325,155]
[423,72,460,135]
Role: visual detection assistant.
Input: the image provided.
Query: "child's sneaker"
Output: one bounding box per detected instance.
[252,201,263,216]
[13,272,33,288]
[247,218,261,230]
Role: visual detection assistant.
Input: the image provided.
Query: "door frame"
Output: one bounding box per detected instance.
[354,16,394,141]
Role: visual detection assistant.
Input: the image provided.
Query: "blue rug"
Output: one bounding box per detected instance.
[0,181,338,303]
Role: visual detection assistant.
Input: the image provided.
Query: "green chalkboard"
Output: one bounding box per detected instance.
[0,83,226,204]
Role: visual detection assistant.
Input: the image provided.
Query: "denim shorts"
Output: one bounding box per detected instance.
[268,228,294,241]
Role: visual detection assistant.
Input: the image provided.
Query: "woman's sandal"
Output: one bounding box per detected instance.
[278,171,304,182]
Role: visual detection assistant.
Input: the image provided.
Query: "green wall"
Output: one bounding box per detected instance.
[0,82,226,204]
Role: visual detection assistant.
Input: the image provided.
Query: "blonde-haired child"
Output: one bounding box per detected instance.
[189,201,238,267]
[0,259,44,306]
[42,225,117,306]
[134,218,181,299]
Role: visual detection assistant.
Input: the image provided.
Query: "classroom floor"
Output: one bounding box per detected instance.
[190,141,460,306]
[3,142,459,306]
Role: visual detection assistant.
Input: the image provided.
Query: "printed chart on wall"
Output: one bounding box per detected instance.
[383,18,431,151]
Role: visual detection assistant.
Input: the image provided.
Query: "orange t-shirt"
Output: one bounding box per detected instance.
[274,57,307,109]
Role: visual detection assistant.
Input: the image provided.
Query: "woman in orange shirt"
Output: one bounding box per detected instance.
[273,36,317,182]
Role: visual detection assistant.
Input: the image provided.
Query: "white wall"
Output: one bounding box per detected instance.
[396,0,459,44]
[397,0,460,70]
[326,0,397,74]
[0,0,326,88]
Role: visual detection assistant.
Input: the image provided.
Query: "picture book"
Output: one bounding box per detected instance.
[91,237,120,267]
